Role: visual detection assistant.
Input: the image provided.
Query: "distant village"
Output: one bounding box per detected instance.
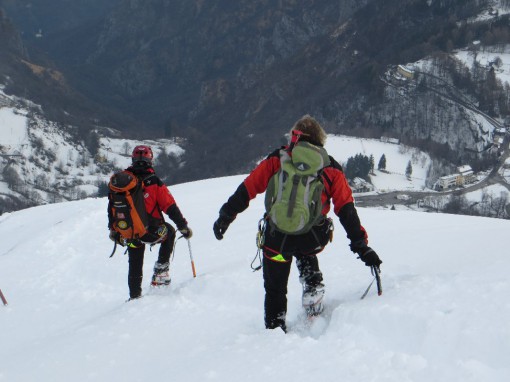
[372,63,510,193]
[434,165,476,190]
[347,119,509,194]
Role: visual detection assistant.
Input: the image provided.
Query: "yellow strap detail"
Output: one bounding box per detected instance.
[270,254,287,262]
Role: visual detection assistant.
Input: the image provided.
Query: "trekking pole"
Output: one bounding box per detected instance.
[373,265,383,296]
[360,265,382,299]
[187,239,197,278]
[0,288,8,306]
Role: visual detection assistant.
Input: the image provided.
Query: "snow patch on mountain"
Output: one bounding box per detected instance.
[0,89,184,209]
[456,46,510,86]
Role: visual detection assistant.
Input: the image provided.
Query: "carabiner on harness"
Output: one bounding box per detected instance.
[251,217,266,271]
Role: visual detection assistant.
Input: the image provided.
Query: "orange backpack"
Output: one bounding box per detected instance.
[108,171,148,241]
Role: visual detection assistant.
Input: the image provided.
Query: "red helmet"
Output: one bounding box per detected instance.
[131,145,153,165]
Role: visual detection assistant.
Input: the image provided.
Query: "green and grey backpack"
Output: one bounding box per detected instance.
[264,141,331,235]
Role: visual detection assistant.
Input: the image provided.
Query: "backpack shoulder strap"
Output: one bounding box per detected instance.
[320,169,332,200]
[320,155,344,200]
[141,173,161,186]
[268,147,284,160]
[139,173,166,220]
[328,155,343,172]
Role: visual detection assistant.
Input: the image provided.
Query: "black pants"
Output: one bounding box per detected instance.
[262,253,323,330]
[127,223,176,298]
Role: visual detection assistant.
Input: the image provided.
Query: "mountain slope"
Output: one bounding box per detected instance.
[0,95,185,213]
[0,176,509,381]
[0,0,118,40]
[2,1,510,183]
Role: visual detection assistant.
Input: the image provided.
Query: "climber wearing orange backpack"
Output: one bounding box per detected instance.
[108,145,192,301]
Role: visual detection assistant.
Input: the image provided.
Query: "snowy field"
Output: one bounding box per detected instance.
[326,135,431,191]
[455,47,510,86]
[1,175,509,382]
[465,183,509,202]
[0,108,28,146]
[470,1,510,24]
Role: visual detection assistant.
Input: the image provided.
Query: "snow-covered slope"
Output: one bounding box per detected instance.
[0,89,184,207]
[0,176,509,382]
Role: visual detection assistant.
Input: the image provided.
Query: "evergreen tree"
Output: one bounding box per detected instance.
[84,131,100,157]
[3,166,22,192]
[406,160,413,178]
[345,153,372,180]
[97,181,110,197]
[369,154,375,174]
[122,142,131,156]
[377,154,387,171]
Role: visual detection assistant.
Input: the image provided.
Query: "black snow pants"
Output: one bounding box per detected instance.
[262,219,332,330]
[262,253,323,331]
[127,223,176,298]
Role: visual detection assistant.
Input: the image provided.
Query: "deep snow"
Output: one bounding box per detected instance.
[1,175,509,382]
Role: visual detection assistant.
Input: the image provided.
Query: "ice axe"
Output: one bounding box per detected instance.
[0,288,8,306]
[187,239,197,278]
[360,265,382,299]
[172,235,197,278]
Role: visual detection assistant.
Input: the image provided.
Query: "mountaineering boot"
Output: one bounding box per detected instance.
[128,275,143,300]
[151,262,170,287]
[265,312,287,333]
[302,282,325,316]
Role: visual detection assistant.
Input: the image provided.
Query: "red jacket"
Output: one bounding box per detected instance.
[219,147,367,245]
[139,169,177,221]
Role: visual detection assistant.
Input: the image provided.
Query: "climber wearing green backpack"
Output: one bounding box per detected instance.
[213,115,382,332]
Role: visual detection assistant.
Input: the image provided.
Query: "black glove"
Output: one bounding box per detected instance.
[350,240,382,267]
[359,247,382,267]
[213,214,234,240]
[179,226,193,239]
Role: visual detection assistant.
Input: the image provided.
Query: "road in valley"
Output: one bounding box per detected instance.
[355,134,510,209]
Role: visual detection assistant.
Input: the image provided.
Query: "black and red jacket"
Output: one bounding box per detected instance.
[219,147,368,246]
[108,166,187,230]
